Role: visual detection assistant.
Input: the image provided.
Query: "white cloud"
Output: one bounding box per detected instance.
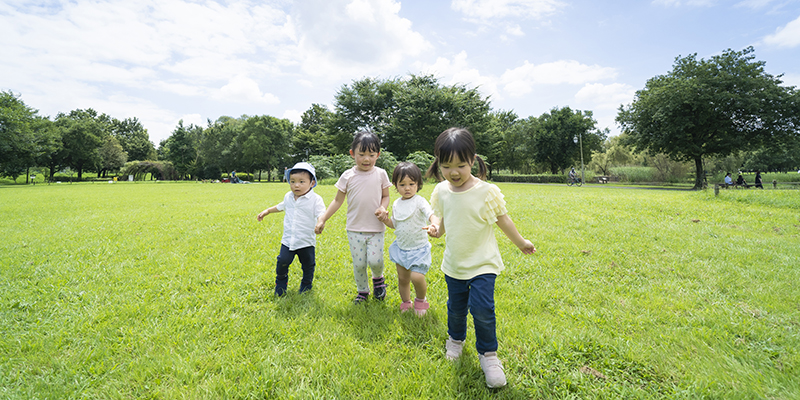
[734,0,776,9]
[282,110,303,124]
[779,73,800,88]
[762,14,800,48]
[216,75,280,105]
[414,51,500,99]
[500,60,618,97]
[451,0,564,20]
[293,0,431,79]
[574,83,636,110]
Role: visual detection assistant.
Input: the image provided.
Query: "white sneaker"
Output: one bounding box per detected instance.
[479,352,507,388]
[445,336,463,360]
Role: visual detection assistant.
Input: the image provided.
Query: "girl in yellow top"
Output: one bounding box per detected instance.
[427,127,535,389]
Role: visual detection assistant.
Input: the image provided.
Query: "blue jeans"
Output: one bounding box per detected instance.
[445,273,497,354]
[276,245,316,293]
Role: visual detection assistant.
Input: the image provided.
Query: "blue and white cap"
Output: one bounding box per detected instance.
[289,162,317,188]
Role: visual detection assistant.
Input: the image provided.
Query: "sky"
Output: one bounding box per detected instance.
[2,0,799,146]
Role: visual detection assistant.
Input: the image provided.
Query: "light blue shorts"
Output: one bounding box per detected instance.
[388,241,431,275]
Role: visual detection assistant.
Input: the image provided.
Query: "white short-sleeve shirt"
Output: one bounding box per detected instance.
[275,188,326,250]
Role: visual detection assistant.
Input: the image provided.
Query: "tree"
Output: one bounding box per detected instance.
[617,47,800,189]
[98,135,128,177]
[531,107,605,174]
[0,91,37,181]
[292,104,335,161]
[382,75,492,160]
[112,117,155,161]
[484,110,519,175]
[330,77,399,153]
[163,120,200,180]
[589,135,634,176]
[238,115,293,181]
[55,109,109,180]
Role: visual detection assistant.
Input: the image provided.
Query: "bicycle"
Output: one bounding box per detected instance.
[567,176,582,187]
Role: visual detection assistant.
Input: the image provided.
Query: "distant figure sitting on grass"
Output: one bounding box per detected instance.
[257,162,325,296]
[315,131,392,304]
[426,127,536,389]
[724,172,734,187]
[736,173,748,188]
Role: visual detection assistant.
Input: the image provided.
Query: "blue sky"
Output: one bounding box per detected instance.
[2,0,799,145]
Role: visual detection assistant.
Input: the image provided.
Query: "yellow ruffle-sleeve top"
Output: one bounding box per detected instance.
[430,179,507,280]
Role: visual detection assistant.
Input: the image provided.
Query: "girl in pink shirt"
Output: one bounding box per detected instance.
[315,131,391,304]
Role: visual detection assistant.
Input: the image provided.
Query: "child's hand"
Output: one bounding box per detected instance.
[518,240,536,255]
[424,224,440,238]
[315,219,326,234]
[374,207,388,221]
[257,209,270,221]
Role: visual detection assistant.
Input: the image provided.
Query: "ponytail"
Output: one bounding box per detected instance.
[474,155,487,181]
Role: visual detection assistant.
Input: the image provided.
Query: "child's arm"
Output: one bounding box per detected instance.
[374,186,390,220]
[257,205,281,221]
[377,213,395,229]
[496,214,536,254]
[315,190,346,234]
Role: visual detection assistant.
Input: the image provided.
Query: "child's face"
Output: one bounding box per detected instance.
[289,172,314,198]
[439,154,474,189]
[350,146,379,172]
[396,175,418,200]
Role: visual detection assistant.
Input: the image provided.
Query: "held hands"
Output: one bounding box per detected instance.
[374,207,388,222]
[424,224,441,238]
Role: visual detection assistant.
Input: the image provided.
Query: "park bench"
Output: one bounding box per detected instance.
[596,176,619,184]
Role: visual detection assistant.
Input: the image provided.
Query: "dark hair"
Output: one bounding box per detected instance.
[392,162,424,191]
[289,169,313,182]
[426,127,487,181]
[351,131,381,153]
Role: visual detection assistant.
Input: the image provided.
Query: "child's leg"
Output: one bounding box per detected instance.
[365,232,385,279]
[444,275,470,342]
[296,246,316,293]
[410,271,427,300]
[275,245,296,296]
[396,264,412,302]
[468,274,498,354]
[346,231,370,294]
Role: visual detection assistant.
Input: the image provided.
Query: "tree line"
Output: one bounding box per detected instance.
[3,48,798,187]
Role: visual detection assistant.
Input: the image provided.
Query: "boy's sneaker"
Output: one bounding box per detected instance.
[445,336,464,360]
[372,276,387,300]
[354,291,369,304]
[298,284,312,294]
[478,352,507,388]
[275,284,288,297]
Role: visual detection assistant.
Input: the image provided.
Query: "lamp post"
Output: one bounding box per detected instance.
[574,133,585,185]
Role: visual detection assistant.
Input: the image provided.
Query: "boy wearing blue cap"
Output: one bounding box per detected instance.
[258,162,326,296]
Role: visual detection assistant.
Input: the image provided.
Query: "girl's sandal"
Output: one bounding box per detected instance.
[399,300,412,313]
[413,298,429,316]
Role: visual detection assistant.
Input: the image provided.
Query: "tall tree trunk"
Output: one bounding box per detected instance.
[693,157,704,190]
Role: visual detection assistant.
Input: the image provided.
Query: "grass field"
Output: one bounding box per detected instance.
[1,181,798,399]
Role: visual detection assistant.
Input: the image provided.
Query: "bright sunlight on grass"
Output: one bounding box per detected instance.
[1,181,798,399]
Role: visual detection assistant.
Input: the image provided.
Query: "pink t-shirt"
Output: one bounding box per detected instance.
[335,166,391,233]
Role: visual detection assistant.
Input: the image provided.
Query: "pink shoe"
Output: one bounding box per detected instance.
[399,300,412,313]
[413,298,429,316]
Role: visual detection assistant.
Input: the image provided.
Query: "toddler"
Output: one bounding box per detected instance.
[257,162,325,296]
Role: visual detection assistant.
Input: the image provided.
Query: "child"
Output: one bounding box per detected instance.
[257,162,325,296]
[315,131,392,304]
[426,127,536,388]
[377,162,439,316]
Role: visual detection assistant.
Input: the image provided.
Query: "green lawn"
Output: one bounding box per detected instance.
[1,181,798,399]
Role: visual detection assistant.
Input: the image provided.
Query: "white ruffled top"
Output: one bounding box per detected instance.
[391,195,433,250]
